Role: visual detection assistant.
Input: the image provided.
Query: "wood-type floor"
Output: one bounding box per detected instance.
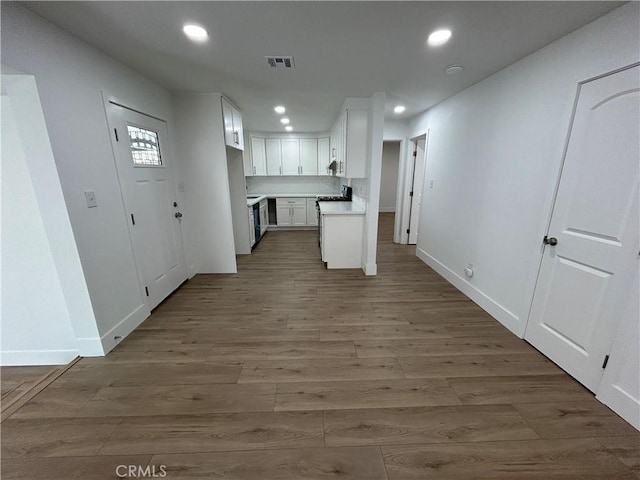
[2,214,638,479]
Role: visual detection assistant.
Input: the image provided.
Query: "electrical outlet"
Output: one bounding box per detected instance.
[84,190,97,208]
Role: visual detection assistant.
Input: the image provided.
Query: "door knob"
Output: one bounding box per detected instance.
[175,212,183,218]
[543,235,557,246]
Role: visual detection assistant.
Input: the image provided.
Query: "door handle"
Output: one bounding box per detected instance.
[175,212,183,218]
[543,235,557,246]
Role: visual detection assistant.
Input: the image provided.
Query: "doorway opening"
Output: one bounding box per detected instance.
[394,132,428,245]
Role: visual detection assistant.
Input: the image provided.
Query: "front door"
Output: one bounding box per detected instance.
[525,65,639,392]
[408,135,426,245]
[107,102,187,310]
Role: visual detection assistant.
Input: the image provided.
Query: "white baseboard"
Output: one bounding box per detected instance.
[75,337,105,357]
[378,207,396,213]
[1,349,78,366]
[416,247,524,337]
[99,303,150,355]
[362,261,378,276]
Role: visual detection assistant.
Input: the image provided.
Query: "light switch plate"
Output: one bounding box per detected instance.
[84,190,97,208]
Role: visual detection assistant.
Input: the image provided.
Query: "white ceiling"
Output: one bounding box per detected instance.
[24,1,622,133]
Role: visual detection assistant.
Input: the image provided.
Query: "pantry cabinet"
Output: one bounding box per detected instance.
[222,97,244,150]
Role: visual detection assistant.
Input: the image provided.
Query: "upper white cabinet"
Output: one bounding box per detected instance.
[265,138,282,175]
[222,97,244,150]
[255,137,321,176]
[300,139,318,176]
[317,137,330,176]
[332,108,367,178]
[281,139,300,175]
[250,137,267,176]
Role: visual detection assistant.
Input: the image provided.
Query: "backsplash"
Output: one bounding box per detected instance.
[246,176,341,195]
[350,178,368,206]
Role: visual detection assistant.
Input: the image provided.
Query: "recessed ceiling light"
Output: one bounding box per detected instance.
[274,105,286,114]
[285,126,293,132]
[393,105,406,114]
[445,64,464,75]
[427,29,452,47]
[183,24,208,43]
[280,117,290,125]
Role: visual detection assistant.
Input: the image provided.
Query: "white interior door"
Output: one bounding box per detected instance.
[525,65,639,392]
[107,102,187,310]
[408,135,426,245]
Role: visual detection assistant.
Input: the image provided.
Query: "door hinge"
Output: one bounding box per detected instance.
[406,228,410,234]
[145,286,149,297]
[602,354,610,369]
[413,151,417,157]
[130,213,136,225]
[409,191,414,197]
[114,128,119,141]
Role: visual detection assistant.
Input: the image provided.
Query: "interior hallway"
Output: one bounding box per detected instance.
[1,213,638,479]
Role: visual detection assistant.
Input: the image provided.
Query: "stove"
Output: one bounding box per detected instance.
[316,185,353,204]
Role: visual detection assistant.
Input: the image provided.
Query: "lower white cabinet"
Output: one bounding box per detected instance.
[306,198,318,226]
[259,200,268,236]
[248,208,256,247]
[321,213,364,269]
[276,198,307,226]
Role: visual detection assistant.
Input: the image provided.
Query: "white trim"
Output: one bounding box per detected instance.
[362,262,378,276]
[75,337,105,357]
[99,303,150,354]
[416,247,523,337]
[1,350,78,366]
[378,207,396,213]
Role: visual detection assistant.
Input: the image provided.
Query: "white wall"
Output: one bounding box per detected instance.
[246,176,340,195]
[360,92,386,276]
[172,93,238,274]
[409,3,640,335]
[1,83,82,364]
[1,4,181,353]
[383,118,409,141]
[379,142,400,212]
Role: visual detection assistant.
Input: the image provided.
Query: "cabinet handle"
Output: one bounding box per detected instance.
[300,165,303,175]
[233,131,239,144]
[253,165,256,175]
[280,166,282,175]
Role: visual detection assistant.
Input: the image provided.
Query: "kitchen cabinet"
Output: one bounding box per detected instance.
[250,137,324,176]
[276,197,307,226]
[300,139,318,176]
[249,137,267,176]
[248,207,256,247]
[306,198,318,226]
[265,139,282,175]
[259,199,268,236]
[222,97,244,150]
[317,137,331,175]
[320,208,364,269]
[281,139,300,175]
[331,108,367,178]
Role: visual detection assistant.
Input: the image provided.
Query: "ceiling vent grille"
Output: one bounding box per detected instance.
[265,56,295,69]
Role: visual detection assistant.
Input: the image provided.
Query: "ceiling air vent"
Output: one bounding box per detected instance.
[265,56,295,69]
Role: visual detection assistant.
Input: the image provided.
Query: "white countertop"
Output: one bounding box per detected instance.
[247,193,335,207]
[318,201,366,215]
